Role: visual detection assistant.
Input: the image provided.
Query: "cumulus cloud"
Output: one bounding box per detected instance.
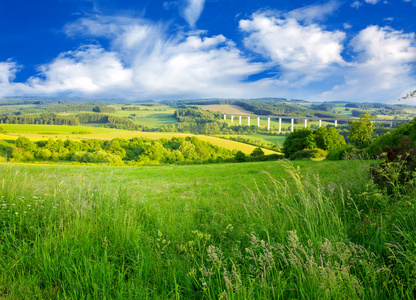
[319,26,416,101]
[27,45,133,95]
[239,12,346,85]
[1,15,265,99]
[181,0,206,28]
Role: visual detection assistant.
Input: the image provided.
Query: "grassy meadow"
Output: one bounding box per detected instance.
[1,160,416,299]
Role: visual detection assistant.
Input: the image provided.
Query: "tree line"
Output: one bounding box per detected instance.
[0,112,147,131]
[10,136,236,165]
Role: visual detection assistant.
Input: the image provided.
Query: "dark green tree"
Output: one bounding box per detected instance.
[234,151,247,162]
[250,147,265,157]
[282,128,314,158]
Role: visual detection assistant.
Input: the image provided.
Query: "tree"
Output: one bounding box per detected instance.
[282,128,314,158]
[348,113,374,148]
[234,151,247,162]
[313,127,346,151]
[250,147,265,157]
[15,137,37,153]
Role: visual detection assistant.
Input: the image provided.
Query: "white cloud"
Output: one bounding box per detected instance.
[0,61,19,84]
[351,1,363,8]
[319,26,416,101]
[182,0,206,28]
[343,23,352,29]
[239,12,346,85]
[0,16,266,99]
[364,0,380,4]
[26,45,133,95]
[284,1,340,24]
[1,4,415,103]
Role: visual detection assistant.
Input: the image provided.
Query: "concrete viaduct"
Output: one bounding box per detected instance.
[222,114,409,133]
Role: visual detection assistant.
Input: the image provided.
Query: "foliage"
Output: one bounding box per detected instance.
[311,126,346,152]
[367,118,416,157]
[282,128,314,158]
[234,150,247,162]
[326,145,355,160]
[9,136,235,164]
[290,148,328,160]
[250,147,264,157]
[92,105,116,113]
[0,112,80,126]
[371,137,416,198]
[283,127,345,158]
[348,113,374,148]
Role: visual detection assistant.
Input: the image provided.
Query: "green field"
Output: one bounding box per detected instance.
[1,160,416,298]
[217,133,287,147]
[107,104,178,128]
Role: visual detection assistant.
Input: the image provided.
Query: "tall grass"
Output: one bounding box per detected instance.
[0,161,415,298]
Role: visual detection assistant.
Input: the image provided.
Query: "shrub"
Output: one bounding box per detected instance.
[371,137,416,197]
[326,145,354,160]
[250,147,264,157]
[234,151,247,162]
[290,148,328,160]
[11,147,34,162]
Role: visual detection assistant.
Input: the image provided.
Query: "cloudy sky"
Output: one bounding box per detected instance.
[0,0,415,103]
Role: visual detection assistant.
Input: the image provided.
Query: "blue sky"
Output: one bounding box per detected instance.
[0,0,415,103]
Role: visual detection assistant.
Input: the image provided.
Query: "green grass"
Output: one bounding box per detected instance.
[108,105,178,128]
[0,124,113,134]
[1,160,416,298]
[218,133,286,146]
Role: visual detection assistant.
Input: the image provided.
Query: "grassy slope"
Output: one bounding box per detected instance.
[2,160,415,298]
[0,124,278,154]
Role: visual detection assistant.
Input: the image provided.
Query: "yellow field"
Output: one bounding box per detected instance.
[0,124,278,155]
[196,104,252,115]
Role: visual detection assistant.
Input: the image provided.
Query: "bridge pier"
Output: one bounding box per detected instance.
[239,116,241,125]
[390,121,393,128]
[334,120,338,127]
[304,119,308,128]
[279,118,282,133]
[231,115,234,123]
[319,120,322,127]
[257,117,260,127]
[248,116,250,126]
[291,118,294,132]
[267,118,270,131]
[224,114,226,120]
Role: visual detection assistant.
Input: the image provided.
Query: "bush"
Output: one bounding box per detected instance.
[11,148,34,162]
[326,145,354,160]
[371,137,416,197]
[250,147,265,157]
[234,151,247,162]
[290,148,328,160]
